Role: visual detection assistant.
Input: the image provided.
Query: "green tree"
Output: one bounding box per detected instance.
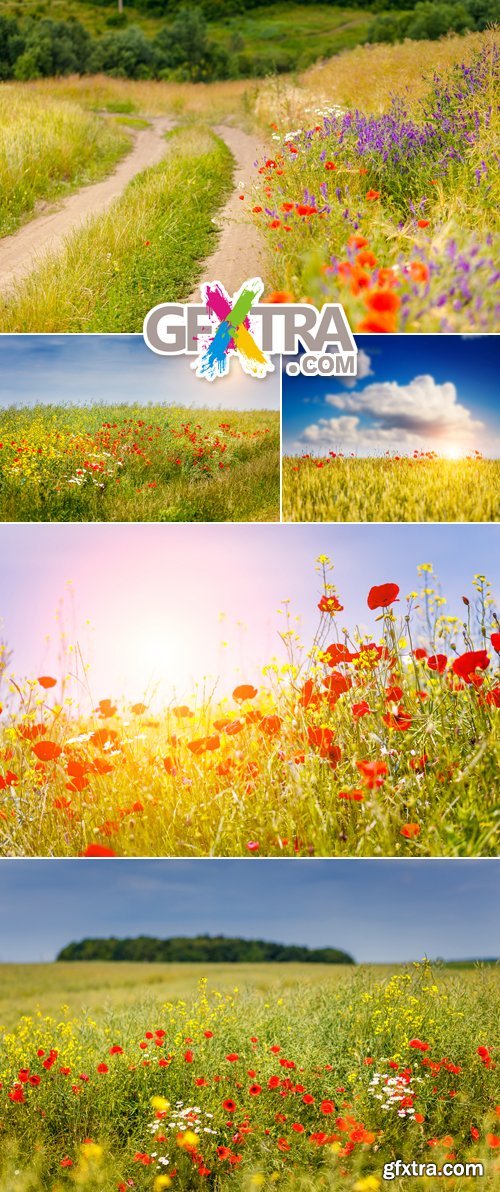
[90,25,156,77]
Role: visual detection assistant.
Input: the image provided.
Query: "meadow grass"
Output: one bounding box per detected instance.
[0,88,130,237]
[0,961,498,1189]
[253,30,500,332]
[0,962,364,1031]
[282,457,500,523]
[16,72,258,122]
[0,126,234,331]
[0,561,498,858]
[0,404,280,522]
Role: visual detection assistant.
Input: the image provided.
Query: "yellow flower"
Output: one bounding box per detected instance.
[151,1095,170,1111]
[354,1178,381,1192]
[154,1178,172,1191]
[80,1142,103,1161]
[177,1129,198,1150]
[249,1176,266,1188]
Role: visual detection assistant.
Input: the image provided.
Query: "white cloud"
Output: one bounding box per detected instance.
[339,348,374,389]
[322,374,484,440]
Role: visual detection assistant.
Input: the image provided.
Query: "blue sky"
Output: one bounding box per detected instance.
[0,860,497,964]
[0,335,279,412]
[0,523,497,702]
[282,335,500,456]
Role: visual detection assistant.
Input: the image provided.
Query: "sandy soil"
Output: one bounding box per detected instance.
[189,125,268,299]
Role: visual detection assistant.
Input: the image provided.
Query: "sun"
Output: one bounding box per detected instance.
[441,442,465,460]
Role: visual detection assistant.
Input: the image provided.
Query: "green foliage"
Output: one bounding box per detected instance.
[368,0,500,43]
[56,935,355,963]
[13,17,92,79]
[90,23,156,77]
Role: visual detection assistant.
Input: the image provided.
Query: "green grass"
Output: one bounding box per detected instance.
[0,87,130,237]
[210,5,376,72]
[0,962,362,1031]
[0,961,498,1189]
[282,457,500,523]
[0,125,234,332]
[0,404,280,522]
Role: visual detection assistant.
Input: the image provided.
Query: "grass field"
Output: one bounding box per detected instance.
[254,31,499,332]
[0,960,498,1189]
[0,962,364,1031]
[282,455,500,523]
[0,125,234,332]
[1,560,498,858]
[0,404,280,522]
[0,89,130,238]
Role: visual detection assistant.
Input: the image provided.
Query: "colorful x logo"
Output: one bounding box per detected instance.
[193,277,273,382]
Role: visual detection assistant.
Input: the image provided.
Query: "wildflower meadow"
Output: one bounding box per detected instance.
[0,961,499,1191]
[0,558,498,858]
[254,36,499,333]
[0,406,280,523]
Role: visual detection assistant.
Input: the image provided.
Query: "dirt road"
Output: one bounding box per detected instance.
[189,125,268,300]
[0,117,173,296]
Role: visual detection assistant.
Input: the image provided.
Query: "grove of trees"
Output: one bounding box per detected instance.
[56,935,356,963]
[0,1,498,82]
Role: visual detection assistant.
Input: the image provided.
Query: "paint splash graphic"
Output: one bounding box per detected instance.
[193,278,273,382]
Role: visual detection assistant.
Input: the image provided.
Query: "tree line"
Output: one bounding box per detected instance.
[1,1,497,83]
[56,935,355,964]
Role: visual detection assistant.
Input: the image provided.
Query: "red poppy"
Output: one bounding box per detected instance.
[352,702,372,720]
[325,643,352,665]
[383,708,412,731]
[401,823,420,839]
[222,1099,236,1112]
[427,654,447,674]
[37,676,57,689]
[356,759,388,788]
[32,740,62,762]
[490,632,500,652]
[81,844,117,857]
[233,684,258,701]
[367,583,399,610]
[318,594,344,614]
[452,649,490,683]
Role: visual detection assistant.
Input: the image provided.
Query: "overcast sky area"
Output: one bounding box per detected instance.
[282,335,500,456]
[0,523,497,702]
[0,335,280,412]
[0,860,497,964]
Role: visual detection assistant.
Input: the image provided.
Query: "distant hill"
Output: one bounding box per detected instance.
[1,3,496,81]
[56,934,356,964]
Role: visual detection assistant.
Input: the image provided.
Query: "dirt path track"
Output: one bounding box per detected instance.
[0,117,173,296]
[189,125,268,299]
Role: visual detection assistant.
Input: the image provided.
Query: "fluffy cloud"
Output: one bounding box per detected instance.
[339,348,374,389]
[300,417,408,448]
[321,374,484,439]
